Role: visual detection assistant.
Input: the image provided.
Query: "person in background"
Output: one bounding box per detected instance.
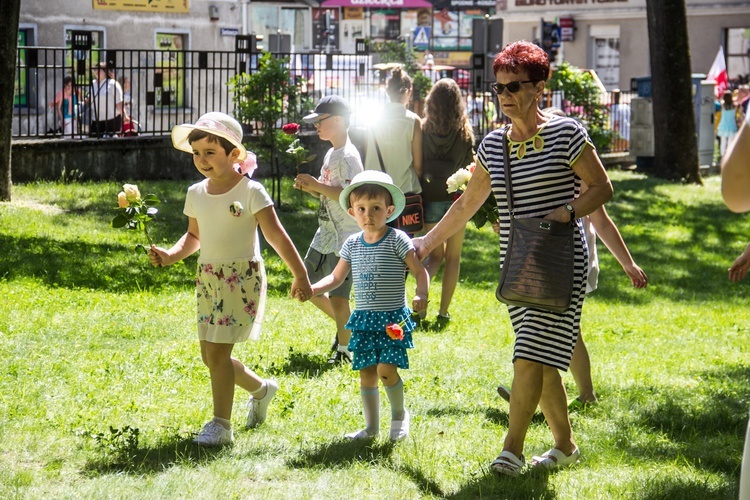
[148,112,312,446]
[56,76,79,137]
[610,89,630,150]
[717,89,739,158]
[419,78,475,323]
[364,66,423,236]
[294,96,363,365]
[88,61,126,137]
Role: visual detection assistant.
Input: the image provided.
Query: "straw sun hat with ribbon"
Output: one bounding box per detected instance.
[172,112,258,176]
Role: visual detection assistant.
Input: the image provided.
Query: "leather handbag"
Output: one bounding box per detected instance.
[495,128,576,313]
[372,134,424,234]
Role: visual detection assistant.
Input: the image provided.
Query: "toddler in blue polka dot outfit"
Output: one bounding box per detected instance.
[297,171,429,441]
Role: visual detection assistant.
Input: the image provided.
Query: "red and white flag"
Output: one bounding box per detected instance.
[707,46,728,98]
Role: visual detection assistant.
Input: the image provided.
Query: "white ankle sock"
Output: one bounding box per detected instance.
[337,344,350,354]
[251,380,267,398]
[212,416,231,430]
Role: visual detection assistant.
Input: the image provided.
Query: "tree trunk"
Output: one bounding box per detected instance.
[0,0,21,201]
[645,0,702,184]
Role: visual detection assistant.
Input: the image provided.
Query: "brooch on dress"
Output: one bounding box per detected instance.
[229,201,244,217]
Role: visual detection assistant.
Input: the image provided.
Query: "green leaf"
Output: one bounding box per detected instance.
[111,214,129,228]
[142,194,160,206]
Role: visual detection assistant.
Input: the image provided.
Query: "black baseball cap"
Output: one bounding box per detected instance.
[303,95,351,122]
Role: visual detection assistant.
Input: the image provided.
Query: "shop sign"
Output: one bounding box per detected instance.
[93,0,190,13]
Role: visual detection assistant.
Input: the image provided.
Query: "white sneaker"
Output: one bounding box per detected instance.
[345,429,379,440]
[246,379,278,428]
[193,420,234,447]
[389,409,410,442]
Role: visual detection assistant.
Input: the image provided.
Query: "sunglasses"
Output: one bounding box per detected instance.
[312,115,335,128]
[491,80,537,95]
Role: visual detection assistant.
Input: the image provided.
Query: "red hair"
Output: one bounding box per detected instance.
[492,41,550,82]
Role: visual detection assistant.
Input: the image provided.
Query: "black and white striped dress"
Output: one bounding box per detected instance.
[476,116,591,371]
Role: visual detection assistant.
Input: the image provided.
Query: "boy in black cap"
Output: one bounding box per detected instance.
[294,95,363,364]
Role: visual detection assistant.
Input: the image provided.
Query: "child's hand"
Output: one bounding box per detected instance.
[148,245,170,267]
[290,276,313,301]
[412,294,427,314]
[491,221,500,235]
[293,174,318,194]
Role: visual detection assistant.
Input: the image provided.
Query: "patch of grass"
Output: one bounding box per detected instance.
[0,171,747,498]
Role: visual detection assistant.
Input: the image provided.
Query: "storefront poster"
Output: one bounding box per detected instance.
[155,33,185,108]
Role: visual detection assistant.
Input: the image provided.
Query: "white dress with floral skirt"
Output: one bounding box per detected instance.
[184,177,273,343]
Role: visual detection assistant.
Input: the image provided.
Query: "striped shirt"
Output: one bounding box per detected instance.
[340,228,413,311]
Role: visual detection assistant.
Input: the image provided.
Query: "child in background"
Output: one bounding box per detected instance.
[294,96,363,364]
[297,171,429,441]
[56,76,78,136]
[149,112,312,446]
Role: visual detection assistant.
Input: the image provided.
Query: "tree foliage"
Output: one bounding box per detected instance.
[371,41,432,102]
[229,52,305,166]
[547,62,613,152]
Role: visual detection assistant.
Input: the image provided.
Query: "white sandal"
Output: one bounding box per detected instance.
[530,446,580,470]
[490,450,525,477]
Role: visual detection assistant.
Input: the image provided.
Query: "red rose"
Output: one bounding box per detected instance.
[282,123,300,135]
[386,323,404,341]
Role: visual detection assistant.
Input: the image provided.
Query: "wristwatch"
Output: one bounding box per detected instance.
[564,203,576,222]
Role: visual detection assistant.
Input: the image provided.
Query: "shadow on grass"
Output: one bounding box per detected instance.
[287,438,395,468]
[81,435,227,476]
[268,347,338,378]
[635,475,738,500]
[618,363,749,479]
[446,467,553,499]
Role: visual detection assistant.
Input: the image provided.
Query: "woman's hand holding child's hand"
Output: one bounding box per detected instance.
[290,277,313,302]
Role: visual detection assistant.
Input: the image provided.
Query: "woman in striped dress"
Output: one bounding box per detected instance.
[414,41,613,476]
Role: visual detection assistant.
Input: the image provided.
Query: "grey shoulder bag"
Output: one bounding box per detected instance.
[495,128,576,313]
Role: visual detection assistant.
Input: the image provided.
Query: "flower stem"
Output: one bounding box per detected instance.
[143,223,154,247]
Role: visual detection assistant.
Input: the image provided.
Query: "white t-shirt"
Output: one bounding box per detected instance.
[364,102,422,194]
[184,177,274,262]
[91,78,123,121]
[310,139,363,255]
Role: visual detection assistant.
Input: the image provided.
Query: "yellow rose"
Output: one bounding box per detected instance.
[123,184,141,204]
[117,192,129,208]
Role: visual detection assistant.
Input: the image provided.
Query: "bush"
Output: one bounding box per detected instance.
[547,62,614,152]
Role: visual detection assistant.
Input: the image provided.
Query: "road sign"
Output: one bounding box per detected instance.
[414,26,431,50]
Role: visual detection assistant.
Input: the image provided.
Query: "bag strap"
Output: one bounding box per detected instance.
[501,126,514,217]
[372,133,386,173]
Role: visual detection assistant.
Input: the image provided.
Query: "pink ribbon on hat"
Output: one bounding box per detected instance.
[236,151,257,177]
[194,118,257,177]
[194,118,242,142]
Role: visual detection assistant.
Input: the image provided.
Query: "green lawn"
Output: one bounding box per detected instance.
[0,170,747,499]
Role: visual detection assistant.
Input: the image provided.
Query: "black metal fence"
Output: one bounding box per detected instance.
[13,44,635,152]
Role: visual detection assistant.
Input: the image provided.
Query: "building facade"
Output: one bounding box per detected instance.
[495,0,750,90]
[17,0,750,90]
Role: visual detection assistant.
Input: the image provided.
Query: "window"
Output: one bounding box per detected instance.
[590,25,621,90]
[155,33,186,108]
[726,27,750,83]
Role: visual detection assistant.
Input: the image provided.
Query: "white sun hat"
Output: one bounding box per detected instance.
[172,112,257,175]
[339,170,406,223]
